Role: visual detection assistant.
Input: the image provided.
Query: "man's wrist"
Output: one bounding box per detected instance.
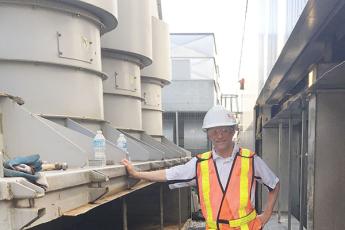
[134,170,141,179]
[262,209,273,219]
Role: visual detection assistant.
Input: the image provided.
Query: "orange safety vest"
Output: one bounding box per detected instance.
[196,148,262,230]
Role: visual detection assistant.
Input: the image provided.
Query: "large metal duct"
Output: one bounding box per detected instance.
[0,0,117,121]
[141,16,171,139]
[101,0,153,136]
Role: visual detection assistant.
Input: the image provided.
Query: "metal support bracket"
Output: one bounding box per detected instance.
[9,180,45,199]
[89,170,109,183]
[89,187,109,204]
[12,207,45,230]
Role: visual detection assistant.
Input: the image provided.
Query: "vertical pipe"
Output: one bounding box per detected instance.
[0,151,3,177]
[190,187,193,218]
[160,184,164,230]
[307,94,316,230]
[288,117,293,230]
[299,109,306,230]
[122,198,128,230]
[0,117,4,178]
[178,188,182,229]
[236,95,239,114]
[175,112,179,146]
[278,122,283,223]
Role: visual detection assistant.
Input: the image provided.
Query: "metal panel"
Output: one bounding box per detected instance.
[0,62,104,119]
[101,0,153,67]
[291,123,302,225]
[307,94,316,230]
[140,133,181,159]
[1,98,88,167]
[103,123,164,161]
[0,1,102,71]
[288,118,293,229]
[141,16,171,84]
[66,119,164,161]
[171,59,191,80]
[142,109,163,137]
[102,58,141,97]
[102,57,143,132]
[163,118,175,143]
[142,79,163,111]
[0,98,126,168]
[278,123,283,221]
[0,0,117,119]
[299,108,307,229]
[162,80,216,112]
[161,137,189,158]
[170,33,217,58]
[73,119,103,133]
[59,0,118,33]
[183,118,207,152]
[313,91,345,230]
[257,0,345,105]
[261,127,279,211]
[142,79,163,136]
[104,94,143,131]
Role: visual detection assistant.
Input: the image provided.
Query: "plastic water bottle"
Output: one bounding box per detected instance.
[116,133,130,160]
[93,130,106,166]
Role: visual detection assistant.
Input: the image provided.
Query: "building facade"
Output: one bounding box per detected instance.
[162,33,221,154]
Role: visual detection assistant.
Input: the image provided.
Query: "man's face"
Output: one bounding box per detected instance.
[207,126,235,153]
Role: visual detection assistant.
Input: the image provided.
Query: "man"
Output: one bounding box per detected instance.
[122,105,279,230]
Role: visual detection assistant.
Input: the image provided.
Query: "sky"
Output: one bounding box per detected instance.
[161,0,248,94]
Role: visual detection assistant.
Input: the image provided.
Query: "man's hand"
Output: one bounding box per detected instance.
[121,159,167,182]
[257,211,272,226]
[258,182,280,227]
[121,159,139,178]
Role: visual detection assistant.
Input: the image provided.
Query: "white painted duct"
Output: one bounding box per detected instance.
[141,16,172,138]
[0,0,117,120]
[101,0,153,134]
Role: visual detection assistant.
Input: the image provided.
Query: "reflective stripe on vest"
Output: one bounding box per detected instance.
[200,152,214,226]
[238,148,251,230]
[229,209,257,228]
[196,148,255,230]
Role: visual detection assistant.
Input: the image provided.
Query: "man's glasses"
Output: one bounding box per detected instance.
[207,126,235,136]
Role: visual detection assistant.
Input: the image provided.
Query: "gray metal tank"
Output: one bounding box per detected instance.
[141,16,172,139]
[101,0,153,135]
[0,0,118,120]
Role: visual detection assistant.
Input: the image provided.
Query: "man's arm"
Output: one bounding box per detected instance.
[121,159,167,182]
[257,182,280,225]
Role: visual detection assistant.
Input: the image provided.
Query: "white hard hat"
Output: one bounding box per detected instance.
[202,105,237,131]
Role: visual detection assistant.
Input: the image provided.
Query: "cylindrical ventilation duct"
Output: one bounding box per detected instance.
[141,78,164,138]
[141,16,171,139]
[101,0,153,137]
[0,0,117,122]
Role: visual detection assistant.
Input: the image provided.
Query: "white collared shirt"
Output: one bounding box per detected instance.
[165,144,279,205]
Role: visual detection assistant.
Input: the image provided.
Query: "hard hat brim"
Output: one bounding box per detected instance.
[202,122,237,132]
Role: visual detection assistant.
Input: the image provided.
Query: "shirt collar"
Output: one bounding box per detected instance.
[212,142,239,160]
